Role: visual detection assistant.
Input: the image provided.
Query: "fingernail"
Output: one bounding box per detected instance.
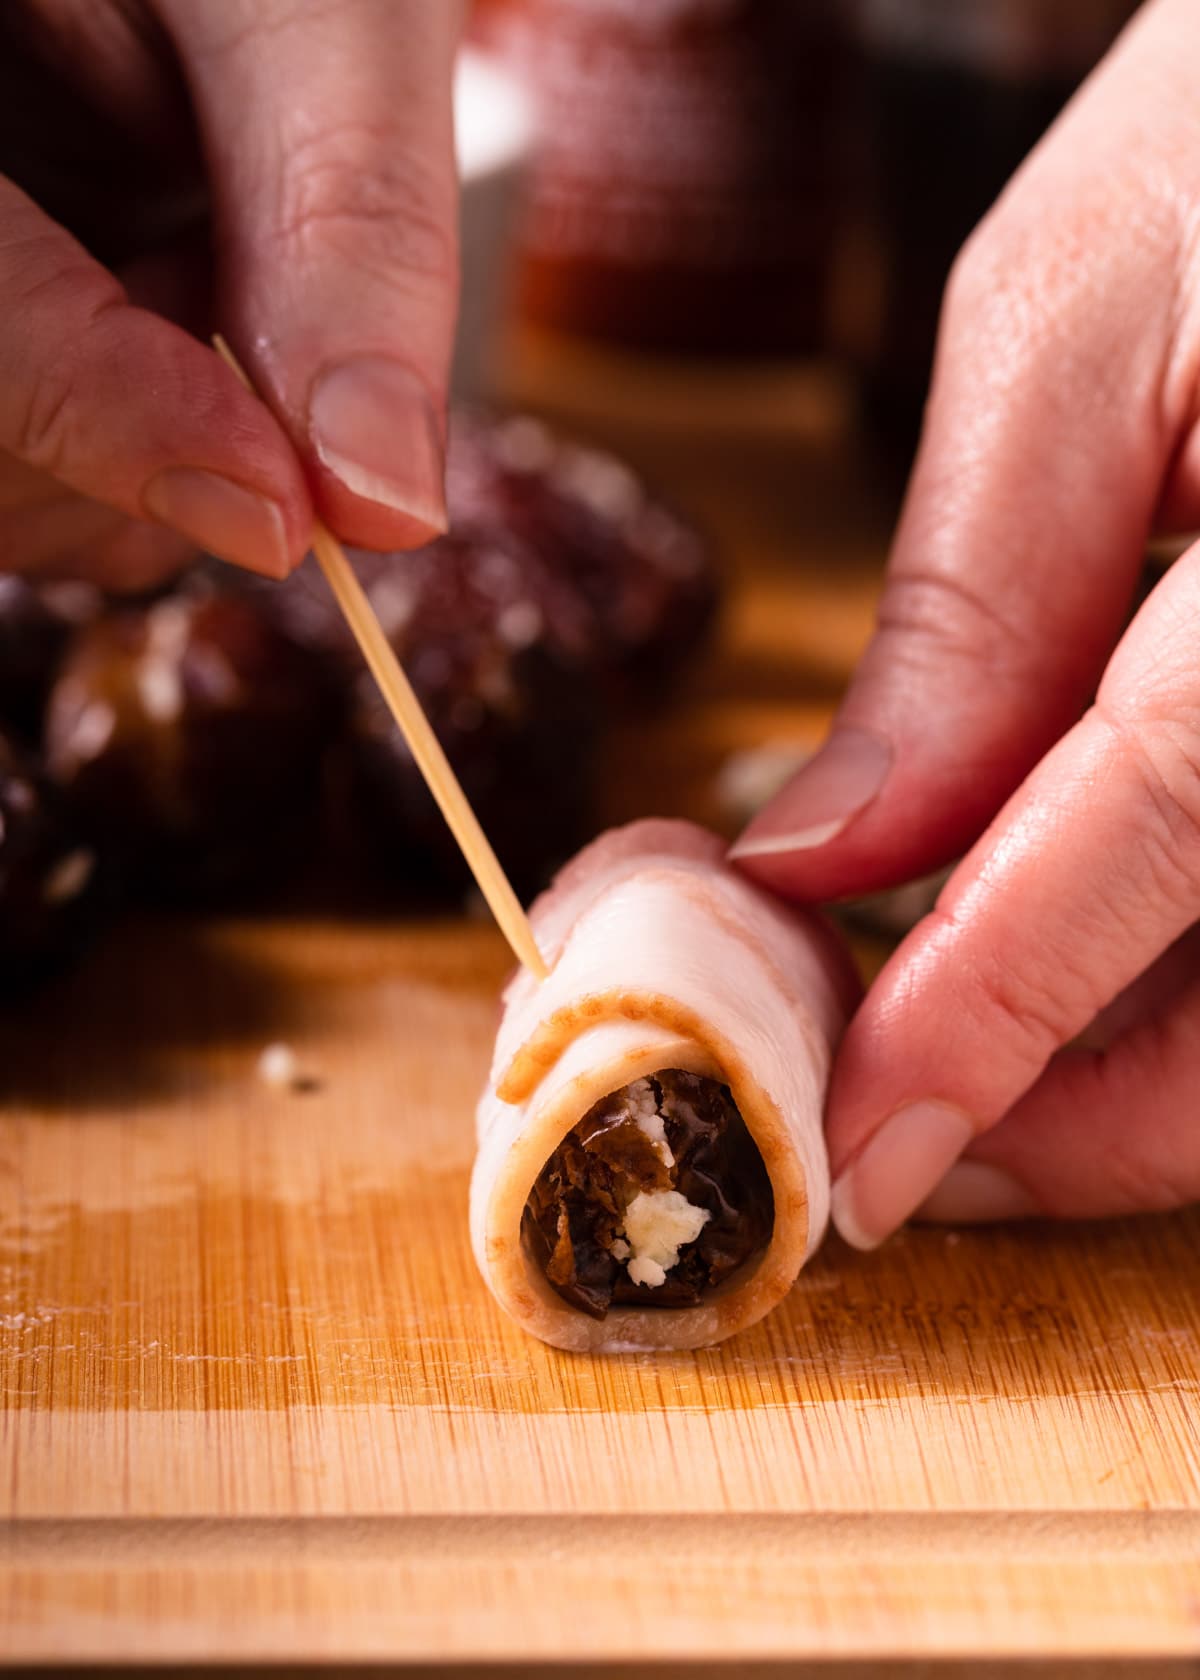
[915,1160,1040,1225]
[729,727,893,858]
[831,1099,975,1251]
[141,468,290,579]
[308,358,447,537]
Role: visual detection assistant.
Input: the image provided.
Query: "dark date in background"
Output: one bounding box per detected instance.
[0,412,716,991]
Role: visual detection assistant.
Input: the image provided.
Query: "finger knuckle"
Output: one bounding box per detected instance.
[1117,712,1200,908]
[941,188,1120,387]
[188,0,313,64]
[1096,1132,1192,1214]
[1,266,75,472]
[274,118,456,289]
[1,236,126,476]
[876,565,1036,685]
[921,906,1083,1070]
[10,355,77,477]
[969,942,1084,1061]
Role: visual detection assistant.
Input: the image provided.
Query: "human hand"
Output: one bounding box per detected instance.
[0,0,462,590]
[733,0,1200,1244]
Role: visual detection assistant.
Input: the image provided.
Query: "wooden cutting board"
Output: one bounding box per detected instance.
[3,912,1200,1664]
[3,345,1200,1665]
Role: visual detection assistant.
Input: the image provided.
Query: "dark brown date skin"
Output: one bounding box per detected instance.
[524,1069,774,1320]
[183,538,599,903]
[446,410,717,697]
[339,531,602,900]
[0,729,105,992]
[44,591,332,902]
[253,411,716,699]
[0,576,101,744]
[207,408,713,898]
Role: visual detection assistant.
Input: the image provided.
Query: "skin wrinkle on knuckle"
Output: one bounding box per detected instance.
[7,281,125,476]
[1098,1125,1195,1215]
[270,122,456,288]
[970,936,1087,1062]
[897,893,1101,1098]
[0,205,125,314]
[1079,24,1200,376]
[1075,976,1200,1214]
[1125,719,1200,906]
[0,203,130,470]
[5,256,118,332]
[1095,698,1200,913]
[1012,1047,1193,1218]
[874,564,1043,689]
[0,221,78,289]
[941,172,1173,428]
[180,0,348,67]
[1108,531,1200,668]
[14,368,75,477]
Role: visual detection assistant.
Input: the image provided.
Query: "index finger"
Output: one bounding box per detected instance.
[160,0,464,550]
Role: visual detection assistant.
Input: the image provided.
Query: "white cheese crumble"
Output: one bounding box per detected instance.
[258,1043,300,1090]
[624,1077,675,1168]
[620,1189,710,1289]
[609,1238,631,1262]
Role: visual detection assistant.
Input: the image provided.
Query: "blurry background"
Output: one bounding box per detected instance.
[0,0,1147,990]
[469,0,1141,459]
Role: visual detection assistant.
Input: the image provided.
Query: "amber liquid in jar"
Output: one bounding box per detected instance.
[473,0,847,356]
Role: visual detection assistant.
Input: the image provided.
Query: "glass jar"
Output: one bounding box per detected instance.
[472,0,848,356]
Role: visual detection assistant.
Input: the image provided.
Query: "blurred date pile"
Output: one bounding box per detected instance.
[0,412,714,994]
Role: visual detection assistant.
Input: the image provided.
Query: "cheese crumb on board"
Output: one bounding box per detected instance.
[258,1043,298,1088]
[258,1043,323,1095]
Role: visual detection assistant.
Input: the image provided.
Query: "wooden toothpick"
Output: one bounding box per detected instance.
[213,334,548,982]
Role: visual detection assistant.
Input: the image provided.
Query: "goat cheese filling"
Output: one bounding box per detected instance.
[522,1070,774,1319]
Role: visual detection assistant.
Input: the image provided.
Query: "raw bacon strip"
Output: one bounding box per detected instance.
[470,820,851,1353]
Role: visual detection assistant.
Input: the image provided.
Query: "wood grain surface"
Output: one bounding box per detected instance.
[3,342,1200,1666]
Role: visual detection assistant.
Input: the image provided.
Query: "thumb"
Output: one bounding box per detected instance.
[164,0,463,551]
[729,3,1200,900]
[732,228,1160,899]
